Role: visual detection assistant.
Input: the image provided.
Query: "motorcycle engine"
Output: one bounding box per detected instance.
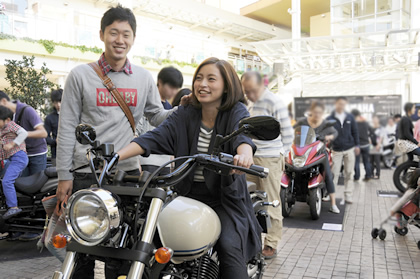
[191,254,219,279]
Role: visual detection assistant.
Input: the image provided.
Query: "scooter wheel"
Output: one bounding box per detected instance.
[378,229,387,240]
[394,226,408,236]
[371,228,379,239]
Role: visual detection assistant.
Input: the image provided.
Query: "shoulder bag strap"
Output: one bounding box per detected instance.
[88,62,136,135]
[16,105,28,126]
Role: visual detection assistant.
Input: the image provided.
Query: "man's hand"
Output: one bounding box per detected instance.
[3,142,15,151]
[355,147,360,156]
[180,93,192,106]
[57,180,73,202]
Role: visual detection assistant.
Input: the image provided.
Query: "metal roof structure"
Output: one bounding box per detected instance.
[251,29,420,81]
[94,0,290,43]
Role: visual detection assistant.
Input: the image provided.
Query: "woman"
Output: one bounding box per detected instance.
[397,102,420,161]
[297,101,340,214]
[370,115,386,179]
[117,57,261,278]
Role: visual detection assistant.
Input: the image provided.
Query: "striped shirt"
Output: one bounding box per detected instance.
[194,124,213,182]
[248,89,293,157]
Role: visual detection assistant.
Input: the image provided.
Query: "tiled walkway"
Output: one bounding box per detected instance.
[1,169,419,279]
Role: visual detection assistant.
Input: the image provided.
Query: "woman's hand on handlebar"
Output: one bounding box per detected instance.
[232,143,254,175]
[117,142,146,161]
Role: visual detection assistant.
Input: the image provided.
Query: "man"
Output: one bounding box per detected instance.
[139,66,183,174]
[0,91,48,177]
[157,66,183,109]
[45,89,62,163]
[56,5,173,278]
[351,109,374,181]
[327,97,360,204]
[241,71,293,259]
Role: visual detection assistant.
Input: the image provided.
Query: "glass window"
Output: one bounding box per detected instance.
[353,15,375,33]
[331,0,354,5]
[332,21,353,35]
[402,0,411,13]
[332,2,353,22]
[354,0,375,17]
[376,0,399,13]
[376,11,401,31]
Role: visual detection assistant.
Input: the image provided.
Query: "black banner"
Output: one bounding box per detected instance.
[294,95,402,121]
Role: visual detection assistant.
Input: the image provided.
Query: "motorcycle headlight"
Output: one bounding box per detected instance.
[65,188,120,246]
[291,148,312,168]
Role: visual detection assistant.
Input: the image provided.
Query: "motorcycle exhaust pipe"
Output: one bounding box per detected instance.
[52,251,77,279]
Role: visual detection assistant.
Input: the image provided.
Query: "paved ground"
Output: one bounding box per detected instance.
[1,169,420,279]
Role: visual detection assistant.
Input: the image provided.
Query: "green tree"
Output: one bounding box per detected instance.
[4,55,58,115]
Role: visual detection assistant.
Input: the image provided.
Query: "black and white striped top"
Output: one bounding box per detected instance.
[194,124,213,182]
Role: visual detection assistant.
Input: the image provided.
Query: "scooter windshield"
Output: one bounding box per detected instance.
[293,125,316,147]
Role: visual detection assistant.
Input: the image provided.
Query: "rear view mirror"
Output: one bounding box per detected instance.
[238,116,280,140]
[75,124,96,145]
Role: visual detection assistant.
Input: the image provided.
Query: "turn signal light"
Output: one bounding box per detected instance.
[52,234,68,249]
[155,247,173,264]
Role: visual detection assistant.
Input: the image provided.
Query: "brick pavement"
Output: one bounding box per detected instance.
[1,169,420,279]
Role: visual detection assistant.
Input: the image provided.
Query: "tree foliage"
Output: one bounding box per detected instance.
[4,55,58,115]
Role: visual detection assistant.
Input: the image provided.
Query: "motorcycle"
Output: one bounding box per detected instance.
[52,115,280,279]
[280,120,336,220]
[393,156,420,193]
[382,133,397,169]
[0,167,58,235]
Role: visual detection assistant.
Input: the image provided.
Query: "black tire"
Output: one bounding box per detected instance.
[379,229,387,240]
[382,155,394,169]
[280,187,292,218]
[393,160,419,193]
[308,188,322,220]
[417,241,420,249]
[394,226,408,236]
[371,228,379,239]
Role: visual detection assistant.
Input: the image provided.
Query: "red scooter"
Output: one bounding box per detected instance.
[280,120,335,220]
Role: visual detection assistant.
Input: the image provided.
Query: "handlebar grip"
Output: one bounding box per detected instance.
[250,164,268,174]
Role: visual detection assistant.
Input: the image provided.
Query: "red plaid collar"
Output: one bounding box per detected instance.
[98,53,133,75]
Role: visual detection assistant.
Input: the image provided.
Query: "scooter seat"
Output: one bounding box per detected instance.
[14,171,49,195]
[44,167,57,178]
[247,181,257,193]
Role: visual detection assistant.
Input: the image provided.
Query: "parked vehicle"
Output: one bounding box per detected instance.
[52,116,280,279]
[0,167,58,235]
[280,120,336,220]
[393,156,420,193]
[382,133,397,169]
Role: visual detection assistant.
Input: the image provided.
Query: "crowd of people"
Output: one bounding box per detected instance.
[2,4,420,279]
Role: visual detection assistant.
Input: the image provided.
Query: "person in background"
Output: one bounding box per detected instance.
[45,89,62,164]
[263,74,269,87]
[138,67,183,174]
[0,106,28,219]
[241,71,294,259]
[157,66,183,109]
[0,91,47,179]
[370,115,386,179]
[327,97,360,204]
[385,117,397,136]
[351,109,374,182]
[172,88,192,107]
[414,108,420,143]
[393,114,402,125]
[296,101,340,213]
[397,102,420,161]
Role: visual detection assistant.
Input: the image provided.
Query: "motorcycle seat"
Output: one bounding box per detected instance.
[14,170,49,195]
[44,167,57,178]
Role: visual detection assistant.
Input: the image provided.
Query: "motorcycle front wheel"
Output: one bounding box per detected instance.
[308,187,322,220]
[393,160,418,193]
[280,187,292,218]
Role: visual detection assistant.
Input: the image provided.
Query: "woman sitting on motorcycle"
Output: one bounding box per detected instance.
[397,102,420,160]
[117,57,262,279]
[296,101,340,214]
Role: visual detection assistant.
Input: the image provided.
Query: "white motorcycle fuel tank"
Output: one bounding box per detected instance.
[157,196,221,264]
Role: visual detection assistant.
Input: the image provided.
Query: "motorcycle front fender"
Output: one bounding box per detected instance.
[308,174,324,189]
[281,174,290,188]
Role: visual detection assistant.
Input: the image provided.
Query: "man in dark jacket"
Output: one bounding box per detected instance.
[351,109,374,181]
[327,97,360,204]
[45,89,62,163]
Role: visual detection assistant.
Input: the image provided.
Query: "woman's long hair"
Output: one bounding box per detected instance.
[191,57,246,111]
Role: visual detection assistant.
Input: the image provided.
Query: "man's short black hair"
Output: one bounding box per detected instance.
[393,114,401,119]
[336,96,347,102]
[404,102,414,115]
[157,66,183,88]
[51,89,63,103]
[101,4,136,35]
[351,109,361,117]
[0,91,10,101]
[241,71,263,85]
[0,106,13,121]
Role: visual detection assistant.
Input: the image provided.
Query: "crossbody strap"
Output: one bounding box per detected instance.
[88,62,136,135]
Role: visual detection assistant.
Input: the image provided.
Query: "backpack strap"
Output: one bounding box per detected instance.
[88,62,136,135]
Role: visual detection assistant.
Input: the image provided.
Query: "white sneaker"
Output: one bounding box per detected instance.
[329,205,340,214]
[322,196,331,202]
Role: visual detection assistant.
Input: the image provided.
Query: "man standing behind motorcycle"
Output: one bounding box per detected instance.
[241,71,294,259]
[327,97,360,204]
[116,57,262,279]
[56,5,173,278]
